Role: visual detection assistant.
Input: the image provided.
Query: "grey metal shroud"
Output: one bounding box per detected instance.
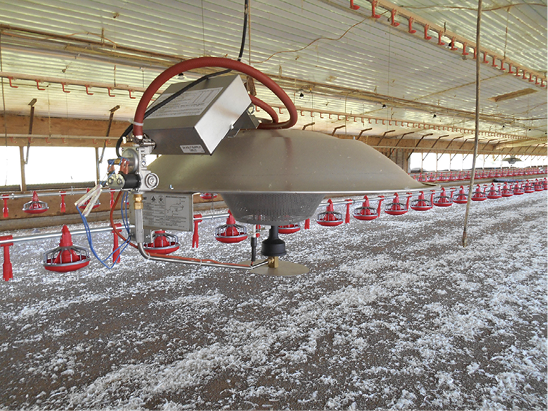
[148,129,430,225]
[149,129,428,193]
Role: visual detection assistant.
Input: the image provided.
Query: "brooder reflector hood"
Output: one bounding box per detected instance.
[148,128,431,225]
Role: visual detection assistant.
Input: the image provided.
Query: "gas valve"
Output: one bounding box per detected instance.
[106,145,159,192]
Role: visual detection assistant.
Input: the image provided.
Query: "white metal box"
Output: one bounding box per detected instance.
[143,74,253,155]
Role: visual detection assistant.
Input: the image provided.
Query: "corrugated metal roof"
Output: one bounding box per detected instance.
[0,0,545,146]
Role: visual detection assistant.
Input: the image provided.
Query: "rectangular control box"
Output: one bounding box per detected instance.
[143,74,256,155]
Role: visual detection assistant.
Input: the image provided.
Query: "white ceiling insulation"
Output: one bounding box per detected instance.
[0,0,546,147]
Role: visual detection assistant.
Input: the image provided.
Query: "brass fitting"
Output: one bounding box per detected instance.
[134,193,143,210]
[267,256,279,268]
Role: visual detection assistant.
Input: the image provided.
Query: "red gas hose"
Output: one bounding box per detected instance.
[133,57,297,137]
[250,95,279,124]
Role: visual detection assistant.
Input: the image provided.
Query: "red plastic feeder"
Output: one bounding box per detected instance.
[453,186,468,204]
[192,214,202,248]
[543,178,547,190]
[1,235,14,281]
[317,199,343,226]
[43,225,90,272]
[433,187,454,207]
[384,193,411,215]
[501,183,514,197]
[200,193,217,200]
[278,223,301,234]
[144,230,180,254]
[78,188,101,210]
[534,179,544,191]
[410,191,433,211]
[471,185,487,201]
[524,181,535,193]
[513,183,525,195]
[353,195,384,220]
[486,183,502,199]
[23,191,49,214]
[215,211,248,243]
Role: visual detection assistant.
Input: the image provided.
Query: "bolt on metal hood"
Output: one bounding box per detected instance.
[149,128,429,194]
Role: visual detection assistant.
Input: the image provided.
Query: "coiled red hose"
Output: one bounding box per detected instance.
[133,57,296,137]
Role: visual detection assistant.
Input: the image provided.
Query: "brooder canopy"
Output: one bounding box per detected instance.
[149,128,431,225]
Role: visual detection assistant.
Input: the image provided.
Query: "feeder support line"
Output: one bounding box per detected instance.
[3,188,113,199]
[0,225,133,246]
[462,0,482,248]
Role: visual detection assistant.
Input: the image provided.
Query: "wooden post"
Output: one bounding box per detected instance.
[19,146,26,192]
[96,105,120,184]
[95,147,101,184]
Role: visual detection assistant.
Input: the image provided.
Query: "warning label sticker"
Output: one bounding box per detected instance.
[141,193,193,232]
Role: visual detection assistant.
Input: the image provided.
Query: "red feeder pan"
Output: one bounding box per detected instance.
[354,195,385,220]
[78,188,101,210]
[200,193,218,200]
[453,186,469,204]
[534,179,544,191]
[384,193,410,215]
[433,187,454,207]
[317,199,343,226]
[278,223,301,234]
[471,185,487,201]
[486,183,502,199]
[23,191,49,214]
[144,230,180,254]
[43,225,90,272]
[410,191,434,211]
[524,181,535,193]
[543,178,547,190]
[215,211,248,243]
[513,183,525,195]
[501,183,514,197]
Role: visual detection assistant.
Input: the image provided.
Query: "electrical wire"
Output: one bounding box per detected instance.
[237,0,249,62]
[74,177,132,268]
[116,0,250,157]
[252,15,369,65]
[77,204,130,269]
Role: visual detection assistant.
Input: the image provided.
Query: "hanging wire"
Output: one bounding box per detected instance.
[387,18,392,126]
[462,0,483,248]
[247,0,252,64]
[200,0,206,56]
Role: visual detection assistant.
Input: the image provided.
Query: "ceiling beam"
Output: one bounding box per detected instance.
[495,137,548,149]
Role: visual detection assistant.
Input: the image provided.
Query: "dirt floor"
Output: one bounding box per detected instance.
[0,189,546,409]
